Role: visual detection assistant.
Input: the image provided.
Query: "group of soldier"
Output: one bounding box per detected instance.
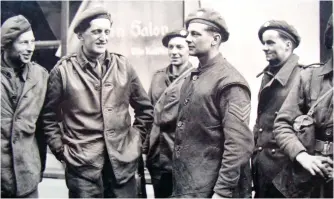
[1,5,333,199]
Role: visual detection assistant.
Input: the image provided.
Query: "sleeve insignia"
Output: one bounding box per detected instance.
[228,102,251,121]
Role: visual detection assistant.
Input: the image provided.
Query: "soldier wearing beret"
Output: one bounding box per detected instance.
[1,15,48,197]
[252,20,305,197]
[41,6,153,198]
[145,29,193,198]
[172,8,254,198]
[273,14,333,198]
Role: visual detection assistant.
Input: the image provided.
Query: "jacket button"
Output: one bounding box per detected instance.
[326,131,332,136]
[12,136,17,144]
[258,146,263,151]
[259,128,263,132]
[12,95,17,104]
[192,75,198,81]
[271,149,276,153]
[94,84,100,91]
[175,146,181,157]
[6,72,12,78]
[177,121,183,127]
[275,111,278,115]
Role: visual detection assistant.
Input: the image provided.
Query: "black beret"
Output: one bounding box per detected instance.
[162,29,188,47]
[258,20,301,47]
[1,15,32,49]
[185,8,229,42]
[74,6,112,33]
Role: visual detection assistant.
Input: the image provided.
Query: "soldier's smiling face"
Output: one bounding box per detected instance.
[7,30,35,64]
[186,23,215,57]
[168,37,189,66]
[78,18,111,57]
[262,30,292,66]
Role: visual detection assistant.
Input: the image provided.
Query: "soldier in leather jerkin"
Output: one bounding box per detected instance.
[41,7,153,198]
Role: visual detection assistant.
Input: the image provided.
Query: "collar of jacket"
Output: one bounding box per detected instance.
[166,61,193,82]
[261,54,300,86]
[196,53,223,73]
[76,46,111,70]
[1,54,29,81]
[318,56,333,76]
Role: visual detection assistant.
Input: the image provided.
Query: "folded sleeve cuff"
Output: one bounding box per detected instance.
[213,186,233,198]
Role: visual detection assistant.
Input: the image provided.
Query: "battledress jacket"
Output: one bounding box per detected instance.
[146,63,193,172]
[252,54,304,197]
[1,61,48,196]
[273,58,333,197]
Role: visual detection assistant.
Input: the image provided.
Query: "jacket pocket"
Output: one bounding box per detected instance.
[118,127,141,153]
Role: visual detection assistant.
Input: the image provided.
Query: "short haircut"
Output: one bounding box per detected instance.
[278,32,296,49]
[205,25,223,44]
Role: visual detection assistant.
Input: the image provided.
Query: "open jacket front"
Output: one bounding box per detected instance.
[42,49,153,184]
[1,60,48,196]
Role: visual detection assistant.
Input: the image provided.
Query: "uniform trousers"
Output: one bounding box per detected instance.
[65,153,137,198]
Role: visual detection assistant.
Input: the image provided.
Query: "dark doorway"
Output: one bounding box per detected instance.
[1,1,81,71]
[320,0,333,63]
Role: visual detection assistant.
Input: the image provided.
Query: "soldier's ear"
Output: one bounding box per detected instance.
[212,33,221,46]
[77,33,84,41]
[286,40,292,51]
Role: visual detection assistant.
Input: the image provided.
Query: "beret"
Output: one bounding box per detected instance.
[74,6,112,33]
[185,8,229,42]
[162,29,188,47]
[258,20,301,47]
[1,15,31,49]
[324,14,332,49]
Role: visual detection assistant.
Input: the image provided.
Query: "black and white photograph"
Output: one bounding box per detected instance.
[1,0,333,198]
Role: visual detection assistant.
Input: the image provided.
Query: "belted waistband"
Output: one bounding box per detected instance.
[315,139,333,156]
